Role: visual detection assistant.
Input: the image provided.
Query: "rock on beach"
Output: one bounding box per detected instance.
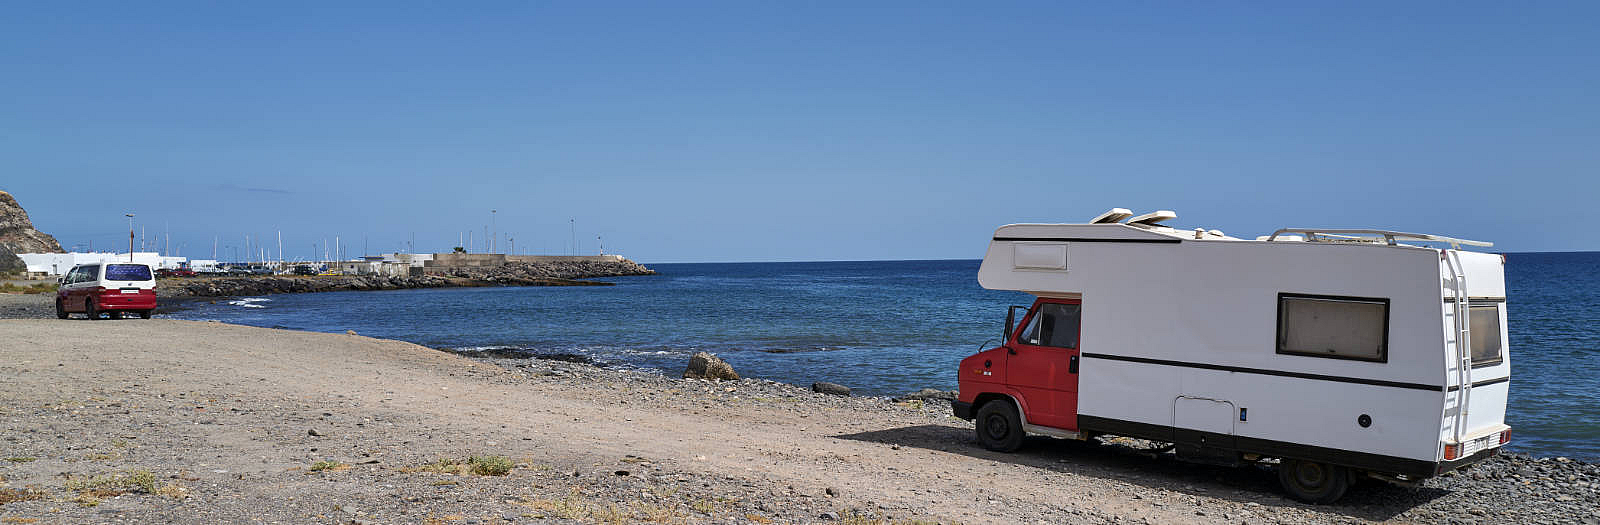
[812,381,851,396]
[683,351,739,380]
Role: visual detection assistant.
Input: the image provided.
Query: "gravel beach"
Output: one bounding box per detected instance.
[1,318,1596,524]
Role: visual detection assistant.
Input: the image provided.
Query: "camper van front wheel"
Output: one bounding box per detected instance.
[1277,458,1351,504]
[975,400,1024,452]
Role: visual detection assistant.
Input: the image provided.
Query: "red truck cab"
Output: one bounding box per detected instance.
[954,297,1084,451]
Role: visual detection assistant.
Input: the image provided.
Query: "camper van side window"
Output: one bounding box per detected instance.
[1017,303,1081,349]
[1276,293,1389,363]
[1469,304,1503,367]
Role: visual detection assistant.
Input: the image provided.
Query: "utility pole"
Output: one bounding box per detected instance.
[491,209,497,254]
[125,213,135,261]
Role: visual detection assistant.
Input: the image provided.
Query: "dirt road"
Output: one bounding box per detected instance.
[0,319,1584,524]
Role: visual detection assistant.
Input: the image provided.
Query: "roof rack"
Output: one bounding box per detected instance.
[1265,229,1492,249]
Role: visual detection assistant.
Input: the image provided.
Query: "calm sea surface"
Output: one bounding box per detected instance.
[168,254,1600,460]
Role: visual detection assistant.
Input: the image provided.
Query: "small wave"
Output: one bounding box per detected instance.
[227,297,271,308]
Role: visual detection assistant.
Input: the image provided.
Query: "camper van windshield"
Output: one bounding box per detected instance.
[105,264,153,281]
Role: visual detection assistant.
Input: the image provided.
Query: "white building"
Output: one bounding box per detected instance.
[18,252,189,276]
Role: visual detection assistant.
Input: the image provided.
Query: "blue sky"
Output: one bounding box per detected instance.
[3,2,1595,262]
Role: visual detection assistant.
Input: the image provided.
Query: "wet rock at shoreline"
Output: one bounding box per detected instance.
[684,352,739,381]
[812,382,851,396]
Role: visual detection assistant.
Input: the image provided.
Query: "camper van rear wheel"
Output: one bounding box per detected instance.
[1277,458,1350,504]
[975,400,1024,452]
[55,299,68,319]
[84,298,99,320]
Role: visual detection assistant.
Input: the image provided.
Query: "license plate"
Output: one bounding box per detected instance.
[1461,432,1499,456]
[121,288,141,294]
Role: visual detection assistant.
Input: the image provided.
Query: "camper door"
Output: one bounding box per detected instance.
[1008,298,1083,430]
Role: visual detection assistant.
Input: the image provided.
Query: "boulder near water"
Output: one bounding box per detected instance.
[811,382,851,396]
[683,352,739,381]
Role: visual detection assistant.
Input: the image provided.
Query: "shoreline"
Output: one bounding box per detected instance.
[1,319,1596,524]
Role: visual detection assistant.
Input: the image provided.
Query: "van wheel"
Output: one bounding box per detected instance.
[85,298,100,320]
[1278,458,1350,504]
[56,299,68,319]
[138,309,153,319]
[975,400,1025,452]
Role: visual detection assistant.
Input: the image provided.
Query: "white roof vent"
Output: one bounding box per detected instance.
[1127,210,1177,226]
[1089,208,1133,224]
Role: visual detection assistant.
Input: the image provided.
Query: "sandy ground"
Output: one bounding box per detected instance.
[1,319,1592,525]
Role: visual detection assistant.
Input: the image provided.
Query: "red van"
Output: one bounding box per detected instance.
[55,263,158,319]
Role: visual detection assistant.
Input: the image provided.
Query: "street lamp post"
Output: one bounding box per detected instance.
[125,213,135,262]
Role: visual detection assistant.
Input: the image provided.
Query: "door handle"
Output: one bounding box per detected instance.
[1069,355,1079,374]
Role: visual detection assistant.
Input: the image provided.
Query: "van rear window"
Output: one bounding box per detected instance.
[105,264,153,281]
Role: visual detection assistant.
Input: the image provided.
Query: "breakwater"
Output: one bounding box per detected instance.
[158,258,655,298]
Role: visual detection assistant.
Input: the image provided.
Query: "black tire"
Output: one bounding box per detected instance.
[56,299,68,319]
[85,297,100,320]
[1277,458,1351,504]
[138,309,153,319]
[975,399,1025,452]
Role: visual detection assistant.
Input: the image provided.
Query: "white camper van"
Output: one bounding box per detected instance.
[953,209,1511,503]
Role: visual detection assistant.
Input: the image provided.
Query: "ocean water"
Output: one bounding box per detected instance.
[167,255,1599,460]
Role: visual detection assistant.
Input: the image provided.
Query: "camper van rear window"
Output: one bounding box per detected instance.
[105,264,153,281]
[1276,293,1389,363]
[1469,304,1503,367]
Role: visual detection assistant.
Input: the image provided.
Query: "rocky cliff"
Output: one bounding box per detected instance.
[0,191,63,273]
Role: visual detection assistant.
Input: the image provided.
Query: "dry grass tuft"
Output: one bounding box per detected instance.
[64,470,156,495]
[0,282,56,294]
[0,488,48,506]
[308,460,349,472]
[401,458,468,475]
[467,455,512,476]
[402,456,512,476]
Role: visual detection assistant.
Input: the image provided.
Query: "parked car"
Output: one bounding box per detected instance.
[155,268,197,278]
[292,265,317,275]
[56,262,157,320]
[226,266,251,276]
